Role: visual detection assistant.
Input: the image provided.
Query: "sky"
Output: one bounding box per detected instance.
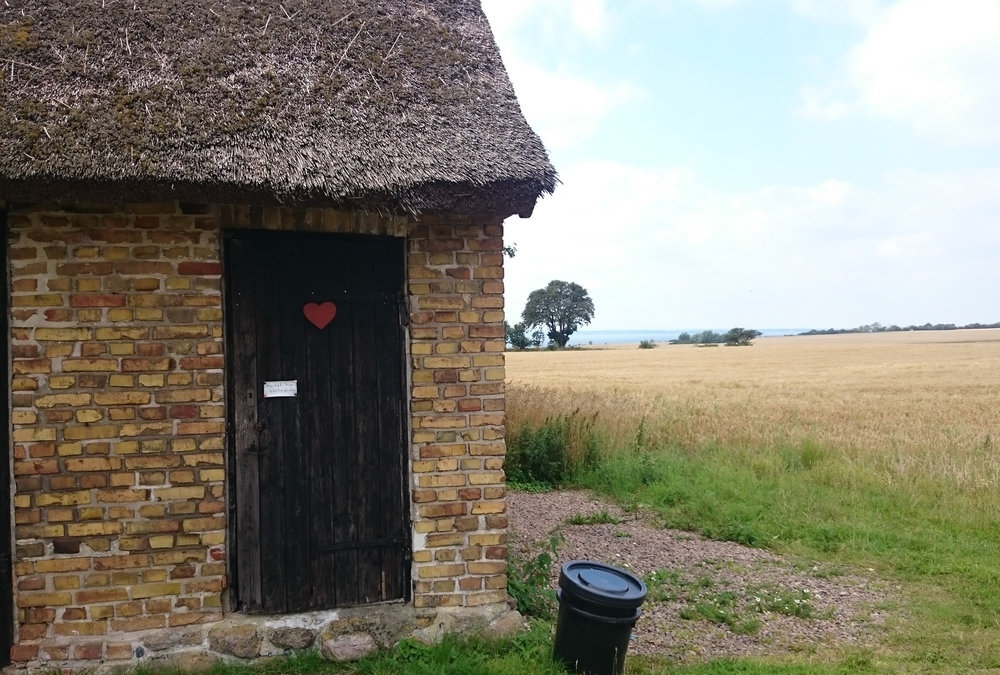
[480,0,1000,332]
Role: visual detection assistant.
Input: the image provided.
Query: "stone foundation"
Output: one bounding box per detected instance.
[43,603,520,672]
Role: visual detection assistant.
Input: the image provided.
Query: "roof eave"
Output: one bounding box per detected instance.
[0,176,553,220]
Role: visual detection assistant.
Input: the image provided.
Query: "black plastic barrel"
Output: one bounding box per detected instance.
[552,560,647,675]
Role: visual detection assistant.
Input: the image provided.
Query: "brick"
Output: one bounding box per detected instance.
[106,643,135,660]
[76,409,103,423]
[96,488,150,502]
[94,391,151,406]
[470,325,505,338]
[11,293,64,307]
[473,354,504,367]
[154,486,205,500]
[455,516,480,531]
[177,421,224,434]
[63,425,117,440]
[466,589,508,607]
[418,415,467,429]
[152,325,211,339]
[11,376,39,391]
[66,521,123,536]
[116,261,173,275]
[66,457,121,472]
[17,591,73,607]
[34,327,93,341]
[118,422,173,437]
[10,644,39,662]
[178,261,221,275]
[418,503,467,518]
[416,563,465,579]
[53,621,108,636]
[425,533,463,547]
[63,359,118,372]
[36,491,92,507]
[12,359,51,374]
[181,516,225,532]
[155,388,211,403]
[458,577,482,591]
[12,428,57,442]
[418,297,466,311]
[70,293,126,307]
[424,356,471,369]
[121,358,175,372]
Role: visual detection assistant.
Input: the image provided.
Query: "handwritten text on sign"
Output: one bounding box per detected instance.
[263,380,298,399]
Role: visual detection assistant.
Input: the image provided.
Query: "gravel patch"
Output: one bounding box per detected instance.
[509,490,894,664]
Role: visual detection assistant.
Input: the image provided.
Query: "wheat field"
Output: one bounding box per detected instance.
[505,329,1000,491]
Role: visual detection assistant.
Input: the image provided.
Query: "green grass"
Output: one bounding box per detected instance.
[131,626,567,675]
[565,510,621,525]
[128,632,886,675]
[572,438,1000,670]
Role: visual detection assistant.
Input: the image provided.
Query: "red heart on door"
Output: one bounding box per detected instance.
[303,302,337,329]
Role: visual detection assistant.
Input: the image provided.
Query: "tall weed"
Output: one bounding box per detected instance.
[505,413,600,488]
[506,535,562,618]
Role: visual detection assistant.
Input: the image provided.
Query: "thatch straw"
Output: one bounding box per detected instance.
[0,1,556,216]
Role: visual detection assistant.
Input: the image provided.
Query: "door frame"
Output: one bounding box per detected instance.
[221,228,411,612]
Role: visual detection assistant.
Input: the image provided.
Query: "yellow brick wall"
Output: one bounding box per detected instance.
[5,203,508,665]
[406,219,509,609]
[8,204,228,664]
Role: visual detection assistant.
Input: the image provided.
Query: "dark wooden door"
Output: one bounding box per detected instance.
[0,210,11,664]
[224,231,410,613]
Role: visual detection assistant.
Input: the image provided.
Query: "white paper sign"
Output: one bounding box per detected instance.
[263,380,297,398]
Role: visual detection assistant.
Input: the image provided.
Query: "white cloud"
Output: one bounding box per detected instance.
[796,84,853,120]
[481,0,612,44]
[504,62,644,151]
[800,0,1000,144]
[481,0,643,151]
[506,162,1000,329]
[788,0,883,23]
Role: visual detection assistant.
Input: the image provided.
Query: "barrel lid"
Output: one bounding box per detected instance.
[559,560,647,609]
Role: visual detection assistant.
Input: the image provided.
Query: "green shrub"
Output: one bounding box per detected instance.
[506,415,601,489]
[638,339,658,349]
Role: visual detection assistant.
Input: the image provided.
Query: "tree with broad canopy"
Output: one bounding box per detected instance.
[521,280,595,348]
[724,327,763,346]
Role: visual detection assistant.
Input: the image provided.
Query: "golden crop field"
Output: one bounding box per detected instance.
[505,329,1000,490]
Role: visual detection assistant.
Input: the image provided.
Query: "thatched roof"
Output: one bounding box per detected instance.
[0,1,555,216]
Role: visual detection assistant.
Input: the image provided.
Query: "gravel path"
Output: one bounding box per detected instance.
[508,491,894,664]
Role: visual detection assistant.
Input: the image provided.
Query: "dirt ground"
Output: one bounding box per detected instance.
[508,490,895,665]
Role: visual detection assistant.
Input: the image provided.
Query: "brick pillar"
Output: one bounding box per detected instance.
[407,218,509,609]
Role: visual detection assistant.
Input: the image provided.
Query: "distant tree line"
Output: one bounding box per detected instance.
[799,321,1000,336]
[671,327,762,346]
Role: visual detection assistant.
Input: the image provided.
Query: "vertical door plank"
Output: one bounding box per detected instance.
[256,241,294,613]
[226,237,264,610]
[279,242,312,612]
[354,300,385,603]
[377,290,409,601]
